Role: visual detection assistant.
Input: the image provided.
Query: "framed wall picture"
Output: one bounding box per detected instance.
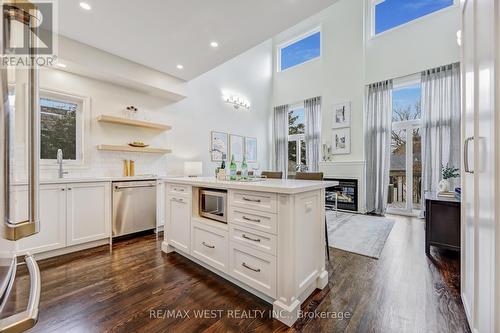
[244,137,257,162]
[332,102,351,128]
[229,134,244,162]
[211,131,228,161]
[332,128,351,155]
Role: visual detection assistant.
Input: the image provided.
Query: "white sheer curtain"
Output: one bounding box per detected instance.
[273,104,289,178]
[304,96,322,172]
[365,80,393,215]
[421,63,461,198]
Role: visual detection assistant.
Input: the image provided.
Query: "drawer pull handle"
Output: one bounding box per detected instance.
[242,216,261,223]
[242,262,260,272]
[243,197,261,203]
[176,188,185,192]
[202,241,215,249]
[242,234,261,242]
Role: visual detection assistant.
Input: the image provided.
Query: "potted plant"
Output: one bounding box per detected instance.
[438,164,460,193]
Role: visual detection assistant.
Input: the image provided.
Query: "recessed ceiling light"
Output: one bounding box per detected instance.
[210,41,219,48]
[79,2,91,10]
[176,64,184,70]
[56,63,67,68]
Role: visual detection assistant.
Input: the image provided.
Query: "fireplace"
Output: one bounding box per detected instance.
[325,178,358,212]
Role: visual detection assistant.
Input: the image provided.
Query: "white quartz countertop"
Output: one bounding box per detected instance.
[13,175,159,186]
[161,176,338,194]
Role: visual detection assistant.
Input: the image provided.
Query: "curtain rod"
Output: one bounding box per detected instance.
[366,61,460,87]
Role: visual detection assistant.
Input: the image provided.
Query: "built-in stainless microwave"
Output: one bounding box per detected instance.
[199,189,227,223]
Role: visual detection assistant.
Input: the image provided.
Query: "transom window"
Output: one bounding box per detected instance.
[40,91,84,162]
[374,0,455,35]
[278,29,321,72]
[288,106,306,176]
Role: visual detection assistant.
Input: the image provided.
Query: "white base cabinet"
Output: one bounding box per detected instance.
[12,181,111,256]
[165,194,191,253]
[17,184,67,255]
[66,182,111,246]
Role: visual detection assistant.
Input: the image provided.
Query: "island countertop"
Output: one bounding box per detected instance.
[161,176,338,194]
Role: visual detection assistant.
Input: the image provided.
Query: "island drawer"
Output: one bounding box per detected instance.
[191,221,228,273]
[229,190,277,213]
[229,243,276,298]
[230,224,277,256]
[166,184,192,197]
[229,207,277,234]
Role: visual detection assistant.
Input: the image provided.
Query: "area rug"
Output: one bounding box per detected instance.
[326,211,395,259]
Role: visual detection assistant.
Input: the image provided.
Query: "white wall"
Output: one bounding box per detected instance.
[271,0,460,164]
[24,39,272,179]
[365,2,460,84]
[268,0,459,212]
[163,40,273,176]
[272,0,365,163]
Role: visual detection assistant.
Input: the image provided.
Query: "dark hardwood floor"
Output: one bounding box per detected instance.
[2,215,470,333]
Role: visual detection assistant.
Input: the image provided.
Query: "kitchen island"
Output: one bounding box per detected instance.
[161,176,338,326]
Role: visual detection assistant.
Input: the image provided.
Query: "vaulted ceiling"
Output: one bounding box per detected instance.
[58,0,338,81]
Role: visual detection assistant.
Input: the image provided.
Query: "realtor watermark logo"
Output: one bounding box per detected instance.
[149,308,352,321]
[1,0,58,67]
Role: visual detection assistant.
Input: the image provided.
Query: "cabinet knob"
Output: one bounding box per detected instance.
[61,188,65,191]
[68,188,72,191]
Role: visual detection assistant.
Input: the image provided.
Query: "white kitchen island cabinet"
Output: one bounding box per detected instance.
[161,177,337,327]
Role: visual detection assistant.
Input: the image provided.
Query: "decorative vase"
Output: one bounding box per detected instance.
[438,179,451,193]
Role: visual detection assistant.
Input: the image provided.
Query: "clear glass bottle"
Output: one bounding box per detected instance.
[229,155,237,180]
[241,156,248,179]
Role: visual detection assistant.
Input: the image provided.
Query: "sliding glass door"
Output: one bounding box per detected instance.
[388,83,422,215]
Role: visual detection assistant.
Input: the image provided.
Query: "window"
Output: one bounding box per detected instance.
[40,91,84,162]
[388,83,422,214]
[288,106,307,176]
[278,29,321,72]
[374,0,455,35]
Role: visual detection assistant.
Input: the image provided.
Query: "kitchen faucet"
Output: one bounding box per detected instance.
[57,149,68,178]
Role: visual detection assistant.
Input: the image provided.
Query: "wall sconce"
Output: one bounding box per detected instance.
[223,94,251,110]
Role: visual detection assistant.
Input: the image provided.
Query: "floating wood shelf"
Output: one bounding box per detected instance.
[97,144,172,154]
[97,115,172,131]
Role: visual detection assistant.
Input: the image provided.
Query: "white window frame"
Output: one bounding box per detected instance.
[369,0,458,38]
[277,27,322,73]
[39,88,90,168]
[287,103,306,175]
[388,78,422,216]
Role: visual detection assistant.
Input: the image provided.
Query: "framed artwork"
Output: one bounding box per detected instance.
[244,137,257,162]
[332,128,351,155]
[332,102,351,128]
[229,134,244,162]
[210,131,228,161]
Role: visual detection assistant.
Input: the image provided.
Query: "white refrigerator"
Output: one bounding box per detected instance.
[460,0,499,332]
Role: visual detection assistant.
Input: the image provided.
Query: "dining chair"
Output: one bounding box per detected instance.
[294,172,333,261]
[261,171,283,179]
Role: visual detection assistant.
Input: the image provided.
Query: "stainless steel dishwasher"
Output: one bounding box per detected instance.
[112,180,157,237]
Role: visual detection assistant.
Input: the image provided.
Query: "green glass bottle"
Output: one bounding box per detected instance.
[229,155,237,180]
[241,156,248,179]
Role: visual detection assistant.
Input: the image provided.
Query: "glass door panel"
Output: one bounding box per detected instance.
[389,129,407,210]
[288,141,297,176]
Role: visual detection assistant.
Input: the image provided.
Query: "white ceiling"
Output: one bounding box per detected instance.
[58,0,338,81]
